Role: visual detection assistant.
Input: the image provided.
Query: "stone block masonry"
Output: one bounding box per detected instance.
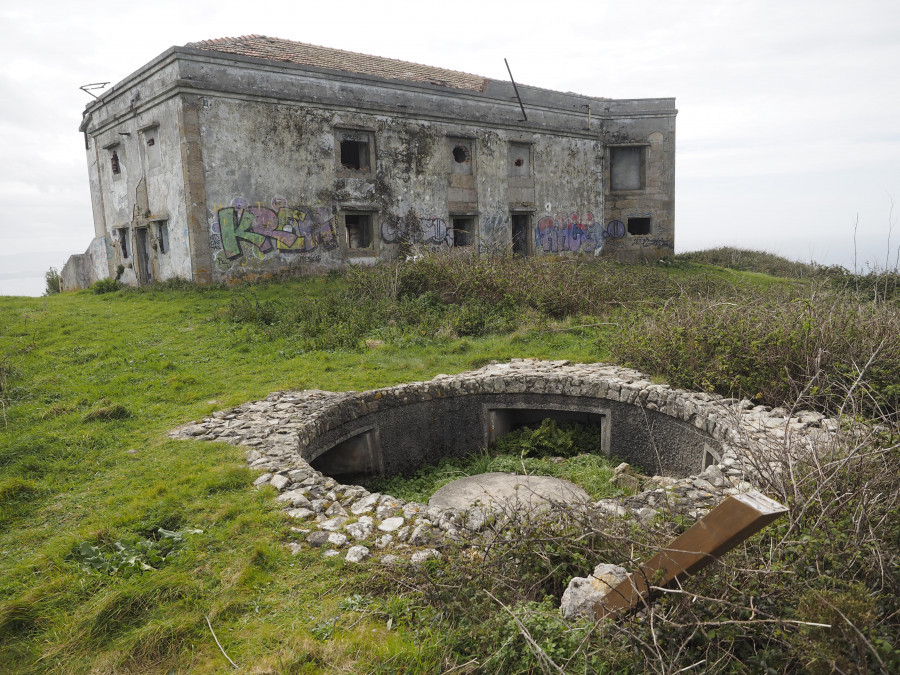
[170,360,838,566]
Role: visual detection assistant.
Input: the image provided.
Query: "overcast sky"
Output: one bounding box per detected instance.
[1,0,899,295]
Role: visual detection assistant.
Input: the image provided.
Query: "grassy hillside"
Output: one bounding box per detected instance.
[1,254,898,673]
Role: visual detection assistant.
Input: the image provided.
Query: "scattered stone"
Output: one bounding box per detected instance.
[378,517,405,532]
[286,508,315,520]
[410,549,441,565]
[269,474,290,491]
[327,533,348,547]
[319,517,348,532]
[346,520,374,540]
[306,531,330,547]
[252,472,272,486]
[287,542,304,554]
[351,493,381,515]
[325,502,348,517]
[560,563,629,619]
[380,554,401,565]
[609,472,640,492]
[346,546,370,563]
[323,549,340,558]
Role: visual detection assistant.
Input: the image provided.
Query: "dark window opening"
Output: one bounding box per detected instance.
[346,214,373,249]
[452,218,475,247]
[340,139,370,172]
[146,138,155,147]
[610,146,645,191]
[452,145,470,163]
[627,217,652,235]
[514,158,524,167]
[117,228,129,258]
[111,151,120,175]
[157,221,169,254]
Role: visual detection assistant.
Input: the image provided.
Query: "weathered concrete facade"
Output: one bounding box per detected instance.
[66,36,676,289]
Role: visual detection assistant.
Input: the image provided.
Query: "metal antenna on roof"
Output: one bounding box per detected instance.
[79,82,110,99]
[504,59,528,122]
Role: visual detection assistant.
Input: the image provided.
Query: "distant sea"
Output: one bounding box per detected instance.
[0,276,47,297]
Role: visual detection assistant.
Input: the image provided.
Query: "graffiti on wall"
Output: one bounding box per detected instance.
[210,198,337,263]
[381,213,452,247]
[633,237,674,250]
[535,213,625,254]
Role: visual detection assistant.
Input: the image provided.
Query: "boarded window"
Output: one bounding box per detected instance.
[508,143,531,176]
[111,151,121,175]
[345,214,373,249]
[143,128,161,170]
[452,217,475,247]
[610,147,645,191]
[450,139,473,175]
[627,217,652,235]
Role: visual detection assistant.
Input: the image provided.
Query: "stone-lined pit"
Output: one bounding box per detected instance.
[171,360,838,564]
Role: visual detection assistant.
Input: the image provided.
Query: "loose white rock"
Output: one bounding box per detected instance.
[378,517,405,532]
[346,546,370,563]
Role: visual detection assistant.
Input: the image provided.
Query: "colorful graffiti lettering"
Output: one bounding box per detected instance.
[535,212,625,254]
[210,198,337,260]
[381,214,452,247]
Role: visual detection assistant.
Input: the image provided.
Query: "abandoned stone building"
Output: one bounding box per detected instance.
[62,35,676,289]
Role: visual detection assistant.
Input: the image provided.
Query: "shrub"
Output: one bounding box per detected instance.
[44,267,61,295]
[91,278,122,294]
[611,288,900,419]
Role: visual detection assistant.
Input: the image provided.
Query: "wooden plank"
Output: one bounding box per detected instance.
[594,490,787,619]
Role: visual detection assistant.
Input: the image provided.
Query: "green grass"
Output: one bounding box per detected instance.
[1,255,897,673]
[0,275,612,673]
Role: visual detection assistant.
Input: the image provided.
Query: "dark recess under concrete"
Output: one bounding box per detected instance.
[308,393,721,481]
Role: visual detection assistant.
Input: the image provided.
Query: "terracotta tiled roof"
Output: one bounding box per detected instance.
[185,35,488,92]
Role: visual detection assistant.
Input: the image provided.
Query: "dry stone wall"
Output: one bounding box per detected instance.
[171,359,838,564]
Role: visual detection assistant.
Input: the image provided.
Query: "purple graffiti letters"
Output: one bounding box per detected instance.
[535,213,632,254]
[212,198,337,260]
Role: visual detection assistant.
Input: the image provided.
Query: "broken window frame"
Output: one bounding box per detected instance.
[335,129,375,176]
[609,145,647,192]
[451,216,477,248]
[342,211,376,252]
[156,220,170,254]
[117,227,130,258]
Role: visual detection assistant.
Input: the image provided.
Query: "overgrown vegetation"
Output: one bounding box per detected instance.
[1,251,898,673]
[364,419,638,503]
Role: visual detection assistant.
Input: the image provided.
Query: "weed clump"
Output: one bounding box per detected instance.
[83,402,130,421]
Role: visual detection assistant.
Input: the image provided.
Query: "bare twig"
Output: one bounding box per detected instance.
[484,590,565,675]
[205,615,238,670]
